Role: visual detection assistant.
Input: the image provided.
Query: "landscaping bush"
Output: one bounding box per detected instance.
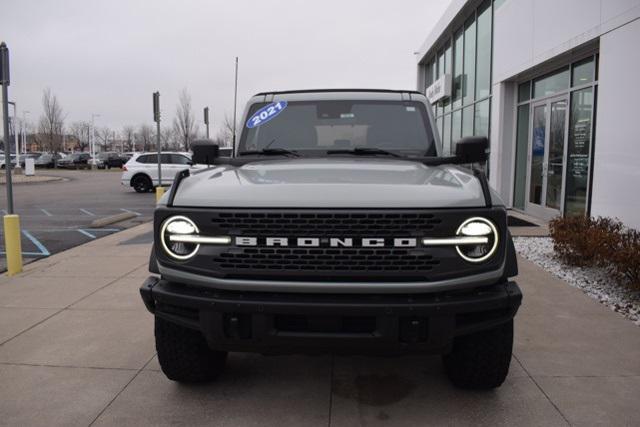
[549,216,640,289]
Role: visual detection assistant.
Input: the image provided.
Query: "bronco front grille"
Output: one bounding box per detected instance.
[210,211,442,237]
[155,208,507,282]
[213,247,440,272]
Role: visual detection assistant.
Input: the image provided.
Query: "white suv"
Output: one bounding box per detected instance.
[121,152,193,193]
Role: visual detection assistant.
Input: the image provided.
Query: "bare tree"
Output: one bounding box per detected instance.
[138,124,153,152]
[96,126,113,152]
[159,126,177,150]
[216,113,237,148]
[122,125,135,151]
[38,88,65,153]
[173,88,197,151]
[69,121,91,152]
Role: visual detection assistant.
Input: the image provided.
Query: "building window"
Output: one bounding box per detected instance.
[444,43,452,113]
[443,113,452,155]
[451,109,462,153]
[453,29,464,109]
[533,67,570,99]
[565,87,594,216]
[463,16,476,105]
[513,104,530,209]
[422,0,496,160]
[474,98,490,137]
[475,1,492,100]
[572,57,595,86]
[518,81,530,103]
[462,105,474,137]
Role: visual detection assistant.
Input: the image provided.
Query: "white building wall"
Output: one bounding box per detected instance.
[492,0,640,83]
[590,18,640,229]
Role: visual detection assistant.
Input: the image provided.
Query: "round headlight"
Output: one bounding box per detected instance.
[455,217,499,263]
[160,215,200,260]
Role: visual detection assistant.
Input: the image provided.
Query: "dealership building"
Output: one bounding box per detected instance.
[416,0,640,229]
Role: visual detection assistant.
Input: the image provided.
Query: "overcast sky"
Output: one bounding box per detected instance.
[2,0,449,137]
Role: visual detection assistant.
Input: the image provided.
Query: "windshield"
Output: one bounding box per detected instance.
[239,100,436,156]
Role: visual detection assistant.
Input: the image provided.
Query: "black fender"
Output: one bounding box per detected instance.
[504,231,518,278]
[149,244,160,274]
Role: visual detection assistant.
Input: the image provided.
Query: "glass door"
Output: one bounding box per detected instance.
[526,96,569,219]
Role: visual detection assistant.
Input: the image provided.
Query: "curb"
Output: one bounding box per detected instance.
[0,176,65,185]
[90,212,138,228]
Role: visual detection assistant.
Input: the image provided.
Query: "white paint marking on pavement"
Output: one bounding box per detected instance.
[21,230,51,256]
[120,208,141,216]
[40,208,53,217]
[77,229,96,239]
[79,208,95,216]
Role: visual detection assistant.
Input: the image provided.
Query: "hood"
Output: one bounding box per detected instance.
[172,158,495,208]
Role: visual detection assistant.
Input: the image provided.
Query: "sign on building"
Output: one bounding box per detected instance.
[426,74,451,103]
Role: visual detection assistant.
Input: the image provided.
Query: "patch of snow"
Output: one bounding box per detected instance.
[514,237,640,326]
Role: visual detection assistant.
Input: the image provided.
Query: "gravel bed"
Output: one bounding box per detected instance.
[514,236,640,326]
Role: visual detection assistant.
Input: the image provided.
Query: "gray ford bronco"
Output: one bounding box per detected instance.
[140,89,521,389]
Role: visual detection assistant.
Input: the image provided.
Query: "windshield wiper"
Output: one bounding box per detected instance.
[238,148,299,157]
[326,147,401,158]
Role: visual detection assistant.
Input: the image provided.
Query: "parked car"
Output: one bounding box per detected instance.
[96,152,126,169]
[121,152,135,162]
[57,152,91,169]
[20,153,42,168]
[35,153,63,168]
[0,154,17,169]
[121,152,192,193]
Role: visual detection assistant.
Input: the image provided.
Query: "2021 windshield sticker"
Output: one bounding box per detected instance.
[246,101,288,128]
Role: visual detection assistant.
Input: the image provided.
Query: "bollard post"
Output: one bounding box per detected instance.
[156,186,165,203]
[3,215,22,276]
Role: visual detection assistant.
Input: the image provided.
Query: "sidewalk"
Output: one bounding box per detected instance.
[0,223,638,426]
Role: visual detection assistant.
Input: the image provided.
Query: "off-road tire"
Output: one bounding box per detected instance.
[155,316,227,383]
[443,320,513,389]
[132,174,152,193]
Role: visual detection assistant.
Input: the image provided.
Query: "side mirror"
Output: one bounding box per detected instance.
[454,136,488,163]
[191,140,220,165]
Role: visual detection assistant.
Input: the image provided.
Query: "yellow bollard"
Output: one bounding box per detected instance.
[156,186,165,203]
[3,214,23,276]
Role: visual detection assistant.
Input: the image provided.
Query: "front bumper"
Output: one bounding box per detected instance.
[140,276,522,355]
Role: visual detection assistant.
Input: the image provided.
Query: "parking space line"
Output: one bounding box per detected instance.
[77,229,96,239]
[22,230,51,256]
[40,208,53,217]
[120,208,141,216]
[79,208,95,216]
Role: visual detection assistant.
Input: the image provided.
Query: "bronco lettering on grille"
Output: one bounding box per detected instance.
[235,237,418,248]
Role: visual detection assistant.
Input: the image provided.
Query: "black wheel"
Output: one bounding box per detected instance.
[155,316,227,383]
[443,320,513,389]
[132,174,152,193]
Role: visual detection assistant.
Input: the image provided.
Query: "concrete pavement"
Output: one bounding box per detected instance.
[0,223,638,426]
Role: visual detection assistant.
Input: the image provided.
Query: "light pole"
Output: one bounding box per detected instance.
[1,41,23,275]
[7,101,20,173]
[22,110,29,155]
[90,113,99,169]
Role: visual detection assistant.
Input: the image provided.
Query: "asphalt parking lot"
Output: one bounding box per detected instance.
[0,169,156,272]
